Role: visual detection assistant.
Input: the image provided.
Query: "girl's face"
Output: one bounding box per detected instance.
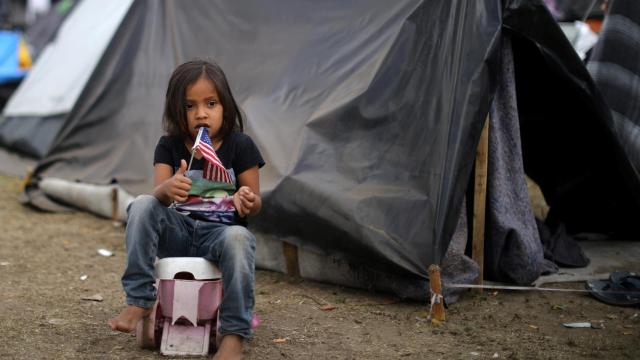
[184,76,223,143]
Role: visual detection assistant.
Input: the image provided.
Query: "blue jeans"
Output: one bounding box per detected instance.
[121,195,256,338]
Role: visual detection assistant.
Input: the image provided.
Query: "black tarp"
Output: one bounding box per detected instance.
[504,0,640,238]
[0,114,66,156]
[21,0,639,291]
[587,0,640,201]
[31,0,501,281]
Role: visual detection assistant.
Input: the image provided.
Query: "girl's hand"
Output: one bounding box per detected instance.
[164,160,192,203]
[233,185,256,217]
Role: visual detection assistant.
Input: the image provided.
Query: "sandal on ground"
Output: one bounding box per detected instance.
[585,271,640,307]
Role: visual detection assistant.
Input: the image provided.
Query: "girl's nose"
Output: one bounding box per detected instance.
[195,105,207,119]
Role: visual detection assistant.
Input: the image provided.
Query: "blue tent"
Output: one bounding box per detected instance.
[0,30,27,85]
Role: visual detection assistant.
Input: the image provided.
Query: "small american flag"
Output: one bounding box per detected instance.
[192,127,232,183]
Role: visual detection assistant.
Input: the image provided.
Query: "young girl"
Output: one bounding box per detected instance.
[108,60,264,360]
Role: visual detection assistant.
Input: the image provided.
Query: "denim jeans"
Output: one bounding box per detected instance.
[121,195,256,338]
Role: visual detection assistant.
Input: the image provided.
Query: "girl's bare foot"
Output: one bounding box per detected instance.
[107,305,151,333]
[213,334,243,360]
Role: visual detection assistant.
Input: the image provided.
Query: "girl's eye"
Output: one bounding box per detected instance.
[208,100,217,107]
[185,103,193,110]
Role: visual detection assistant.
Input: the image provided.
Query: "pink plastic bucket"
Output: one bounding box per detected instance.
[158,279,222,321]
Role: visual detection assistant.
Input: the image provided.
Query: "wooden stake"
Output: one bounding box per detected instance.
[472,116,489,290]
[20,167,34,192]
[111,187,119,223]
[282,242,300,277]
[428,264,445,323]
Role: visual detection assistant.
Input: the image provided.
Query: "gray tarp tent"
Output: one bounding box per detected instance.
[1,0,637,299]
[0,0,131,158]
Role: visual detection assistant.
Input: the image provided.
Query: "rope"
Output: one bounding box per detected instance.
[427,291,443,321]
[446,283,639,295]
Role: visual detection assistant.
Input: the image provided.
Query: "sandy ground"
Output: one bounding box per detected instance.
[0,173,638,359]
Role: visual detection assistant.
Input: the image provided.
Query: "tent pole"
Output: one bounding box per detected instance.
[472,115,489,292]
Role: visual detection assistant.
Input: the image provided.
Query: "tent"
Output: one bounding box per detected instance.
[1,0,638,300]
[587,0,640,195]
[0,0,131,158]
[0,29,30,110]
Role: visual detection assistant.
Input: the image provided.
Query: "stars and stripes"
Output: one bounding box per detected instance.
[192,127,232,183]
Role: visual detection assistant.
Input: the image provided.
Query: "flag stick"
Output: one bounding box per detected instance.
[187,149,196,172]
[187,127,204,172]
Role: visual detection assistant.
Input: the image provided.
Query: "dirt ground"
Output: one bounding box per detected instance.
[0,174,638,360]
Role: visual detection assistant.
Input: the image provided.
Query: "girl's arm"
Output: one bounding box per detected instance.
[152,160,192,206]
[234,165,262,217]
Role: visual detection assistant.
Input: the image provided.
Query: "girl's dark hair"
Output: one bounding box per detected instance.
[163,60,244,141]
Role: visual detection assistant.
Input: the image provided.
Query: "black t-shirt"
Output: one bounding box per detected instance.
[154,131,265,190]
[154,132,265,225]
